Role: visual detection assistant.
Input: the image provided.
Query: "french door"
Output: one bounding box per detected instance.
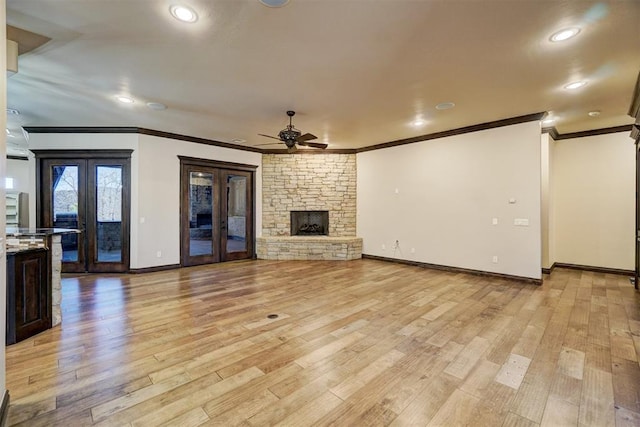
[636,138,640,289]
[180,157,255,266]
[35,150,131,273]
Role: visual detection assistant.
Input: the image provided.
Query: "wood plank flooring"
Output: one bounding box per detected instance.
[5,259,640,426]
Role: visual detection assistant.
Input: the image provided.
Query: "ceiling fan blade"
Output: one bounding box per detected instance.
[298,141,328,149]
[296,133,317,142]
[258,133,283,141]
[255,142,284,146]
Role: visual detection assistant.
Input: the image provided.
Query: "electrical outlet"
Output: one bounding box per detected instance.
[156,251,162,258]
[492,218,498,225]
[381,244,386,250]
[492,255,498,263]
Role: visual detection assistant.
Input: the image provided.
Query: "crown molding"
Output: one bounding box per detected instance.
[356,112,546,153]
[541,126,560,140]
[262,148,357,154]
[549,125,633,140]
[628,70,640,121]
[136,128,263,153]
[22,116,634,156]
[23,126,138,134]
[22,126,263,154]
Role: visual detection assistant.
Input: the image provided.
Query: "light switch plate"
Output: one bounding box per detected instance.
[514,218,529,226]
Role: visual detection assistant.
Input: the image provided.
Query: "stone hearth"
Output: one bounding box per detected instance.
[257,236,362,260]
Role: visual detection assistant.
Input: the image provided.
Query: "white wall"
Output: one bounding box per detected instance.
[6,158,31,194]
[554,132,634,270]
[357,121,542,279]
[6,158,35,227]
[26,132,261,269]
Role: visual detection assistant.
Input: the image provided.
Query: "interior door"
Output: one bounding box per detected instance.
[40,159,87,273]
[180,158,255,267]
[181,164,220,266]
[36,150,131,273]
[634,140,640,289]
[87,159,130,273]
[221,170,253,261]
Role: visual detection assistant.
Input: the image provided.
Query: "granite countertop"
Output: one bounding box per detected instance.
[6,247,48,255]
[6,228,82,236]
[5,228,82,254]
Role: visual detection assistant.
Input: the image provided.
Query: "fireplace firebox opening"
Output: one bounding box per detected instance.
[290,210,329,236]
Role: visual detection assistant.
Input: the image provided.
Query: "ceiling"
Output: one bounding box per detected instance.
[5,0,640,155]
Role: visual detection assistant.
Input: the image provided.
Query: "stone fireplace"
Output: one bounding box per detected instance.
[257,153,362,260]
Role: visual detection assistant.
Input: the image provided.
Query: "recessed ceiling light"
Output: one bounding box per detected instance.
[549,27,581,42]
[588,110,601,117]
[564,81,587,90]
[116,95,134,104]
[259,0,290,7]
[146,102,167,111]
[170,5,198,22]
[6,108,20,115]
[435,102,455,110]
[231,138,246,144]
[411,118,427,127]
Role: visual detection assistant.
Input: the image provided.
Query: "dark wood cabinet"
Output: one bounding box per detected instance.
[6,249,51,345]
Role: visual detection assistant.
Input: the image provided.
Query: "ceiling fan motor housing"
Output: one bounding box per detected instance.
[279,128,301,148]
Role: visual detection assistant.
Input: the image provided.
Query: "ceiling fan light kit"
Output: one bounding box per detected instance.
[259,0,290,8]
[258,110,328,150]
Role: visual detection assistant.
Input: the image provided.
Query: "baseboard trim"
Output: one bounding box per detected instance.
[552,262,633,277]
[0,390,10,427]
[129,264,181,274]
[362,254,542,285]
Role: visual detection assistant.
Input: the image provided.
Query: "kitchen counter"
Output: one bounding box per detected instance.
[5,228,82,336]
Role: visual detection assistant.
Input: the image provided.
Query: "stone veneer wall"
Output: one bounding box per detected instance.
[258,153,361,260]
[51,235,62,326]
[261,153,357,236]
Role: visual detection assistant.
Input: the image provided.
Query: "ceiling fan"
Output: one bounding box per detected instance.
[258,111,327,150]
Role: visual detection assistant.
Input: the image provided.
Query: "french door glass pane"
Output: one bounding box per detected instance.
[189,172,214,256]
[96,166,123,262]
[226,175,247,253]
[52,165,79,262]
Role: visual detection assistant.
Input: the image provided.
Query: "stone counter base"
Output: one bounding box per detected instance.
[257,236,362,260]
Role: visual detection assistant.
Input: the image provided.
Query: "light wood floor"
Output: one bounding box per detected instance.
[5,259,640,426]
